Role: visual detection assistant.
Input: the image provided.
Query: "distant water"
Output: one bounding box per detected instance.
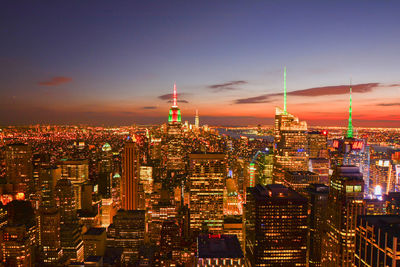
[216,128,274,141]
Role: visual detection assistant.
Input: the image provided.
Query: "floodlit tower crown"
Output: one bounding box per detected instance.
[168,83,181,123]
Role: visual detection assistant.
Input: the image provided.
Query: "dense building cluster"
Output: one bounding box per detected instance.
[0,82,400,266]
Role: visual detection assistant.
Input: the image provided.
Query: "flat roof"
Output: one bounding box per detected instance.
[250,184,307,203]
[198,234,243,259]
[84,227,106,236]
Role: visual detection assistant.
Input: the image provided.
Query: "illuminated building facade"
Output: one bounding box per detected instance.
[223,216,244,252]
[322,165,364,266]
[195,109,200,128]
[245,184,308,266]
[305,183,329,267]
[5,143,32,194]
[355,215,400,266]
[197,234,244,267]
[189,153,226,233]
[39,167,60,208]
[107,210,145,264]
[309,158,330,185]
[385,192,400,215]
[38,207,63,263]
[283,170,319,195]
[363,198,386,215]
[308,130,328,159]
[58,159,89,209]
[2,225,33,267]
[121,137,139,210]
[273,68,309,183]
[273,108,308,183]
[159,220,181,264]
[370,159,394,196]
[55,178,84,262]
[166,83,185,171]
[83,227,106,259]
[98,143,113,199]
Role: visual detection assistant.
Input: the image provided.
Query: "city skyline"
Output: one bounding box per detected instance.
[1,1,400,127]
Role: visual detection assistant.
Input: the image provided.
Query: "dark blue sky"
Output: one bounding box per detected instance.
[1,1,400,126]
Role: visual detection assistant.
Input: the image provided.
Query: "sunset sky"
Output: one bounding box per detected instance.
[1,1,400,127]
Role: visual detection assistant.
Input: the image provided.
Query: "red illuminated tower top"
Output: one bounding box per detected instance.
[168,83,181,123]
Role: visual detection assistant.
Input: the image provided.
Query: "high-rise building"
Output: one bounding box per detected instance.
[245,184,308,266]
[107,210,145,264]
[98,143,113,199]
[305,183,329,267]
[223,216,244,252]
[273,68,308,183]
[322,165,364,266]
[55,178,84,262]
[189,153,226,233]
[121,137,139,210]
[370,159,394,196]
[5,143,32,194]
[330,87,370,194]
[39,167,60,208]
[38,207,63,263]
[148,187,177,244]
[159,220,181,265]
[355,215,400,266]
[2,200,36,267]
[195,109,199,128]
[83,227,107,260]
[309,158,330,185]
[166,83,185,171]
[2,225,33,267]
[308,130,329,159]
[384,192,400,215]
[283,170,319,195]
[58,159,89,209]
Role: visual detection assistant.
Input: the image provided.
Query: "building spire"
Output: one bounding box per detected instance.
[284,66,287,113]
[173,82,177,107]
[346,80,353,138]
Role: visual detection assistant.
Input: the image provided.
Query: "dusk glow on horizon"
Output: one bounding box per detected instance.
[1,1,400,127]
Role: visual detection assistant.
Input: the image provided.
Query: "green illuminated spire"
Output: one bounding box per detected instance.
[346,83,353,138]
[284,66,287,113]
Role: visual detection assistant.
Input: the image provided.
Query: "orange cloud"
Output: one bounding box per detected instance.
[38,76,72,86]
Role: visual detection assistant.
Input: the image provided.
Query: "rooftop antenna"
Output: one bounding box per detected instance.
[346,78,353,138]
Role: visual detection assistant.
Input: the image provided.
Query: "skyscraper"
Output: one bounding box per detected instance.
[322,165,364,266]
[166,83,185,171]
[121,137,139,210]
[245,184,308,266]
[55,178,84,262]
[195,109,199,128]
[5,143,32,194]
[330,87,370,194]
[305,183,329,267]
[189,153,226,234]
[57,159,89,209]
[107,210,145,264]
[273,68,308,183]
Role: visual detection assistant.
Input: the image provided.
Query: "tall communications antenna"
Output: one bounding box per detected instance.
[173,82,178,107]
[346,81,353,138]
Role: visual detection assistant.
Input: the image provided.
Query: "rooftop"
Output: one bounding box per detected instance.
[250,184,307,203]
[197,234,243,259]
[84,227,106,236]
